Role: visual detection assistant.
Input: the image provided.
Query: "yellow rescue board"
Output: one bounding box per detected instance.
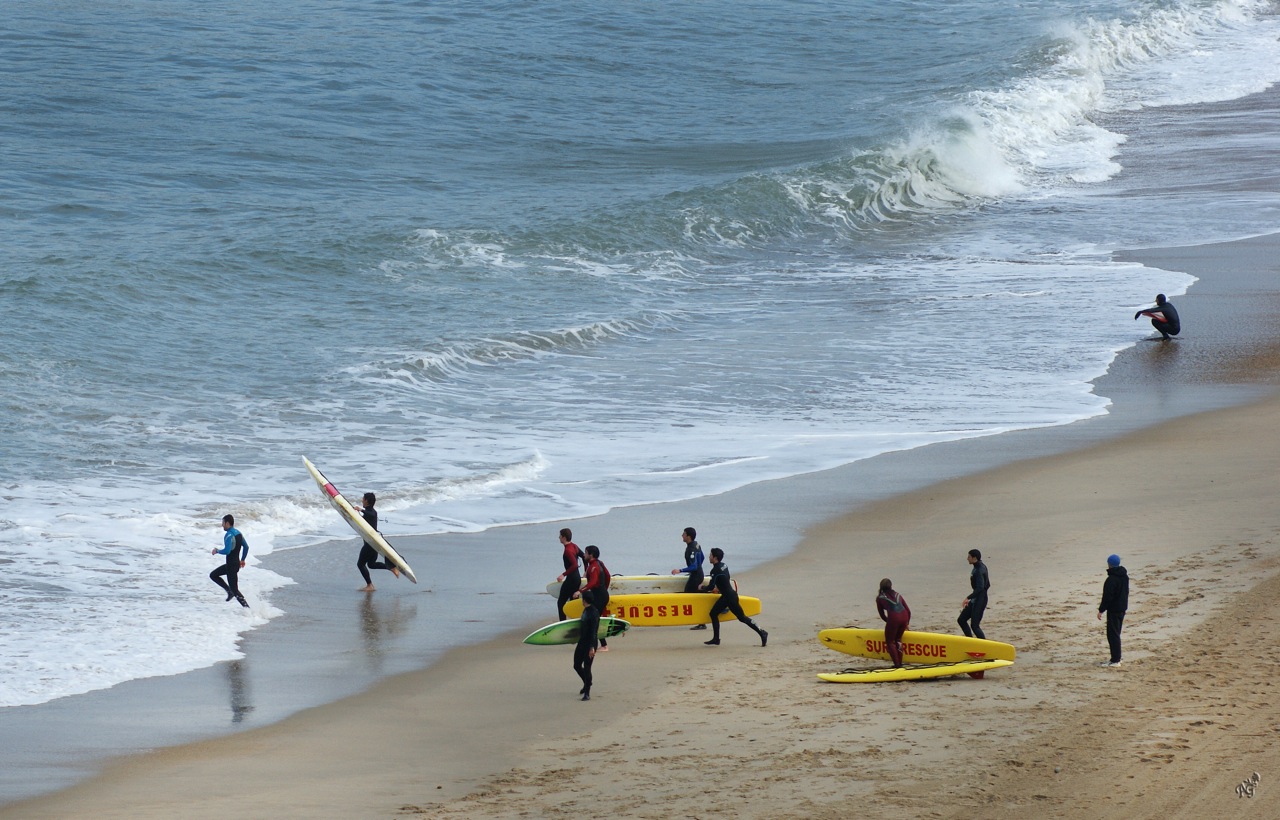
[818,659,1013,683]
[563,592,760,627]
[817,628,1015,663]
[303,456,417,584]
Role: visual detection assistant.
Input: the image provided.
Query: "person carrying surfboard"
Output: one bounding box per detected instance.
[355,492,398,592]
[211,514,249,608]
[554,528,584,621]
[671,526,708,629]
[1134,293,1180,340]
[699,548,767,647]
[577,544,611,651]
[573,597,600,701]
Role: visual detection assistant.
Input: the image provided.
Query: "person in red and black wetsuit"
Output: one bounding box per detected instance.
[554,528,584,621]
[576,544,611,651]
[700,547,767,647]
[876,578,911,667]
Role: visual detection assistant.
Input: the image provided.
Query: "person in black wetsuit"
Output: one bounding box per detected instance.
[957,548,990,640]
[574,596,600,701]
[1097,554,1129,667]
[356,492,398,592]
[1134,293,1181,340]
[554,528,584,621]
[700,547,767,647]
[210,514,249,607]
[671,526,707,630]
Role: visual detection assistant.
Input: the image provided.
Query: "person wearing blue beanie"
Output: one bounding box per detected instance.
[1098,555,1129,666]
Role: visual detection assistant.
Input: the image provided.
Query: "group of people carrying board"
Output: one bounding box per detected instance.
[875,549,1129,668]
[553,526,767,701]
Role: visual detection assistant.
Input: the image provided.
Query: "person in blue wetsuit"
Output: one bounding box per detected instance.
[356,492,398,592]
[1134,293,1180,340]
[671,526,707,629]
[700,548,767,647]
[211,514,249,607]
[958,548,990,639]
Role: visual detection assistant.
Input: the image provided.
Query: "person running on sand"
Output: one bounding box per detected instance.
[1097,554,1129,667]
[958,548,990,639]
[700,548,767,647]
[554,528,584,621]
[211,514,249,608]
[356,492,398,591]
[671,526,707,630]
[876,578,911,668]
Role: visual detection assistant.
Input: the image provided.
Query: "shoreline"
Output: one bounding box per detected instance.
[4,231,1280,816]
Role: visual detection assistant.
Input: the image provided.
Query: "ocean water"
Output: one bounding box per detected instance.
[2,0,1280,708]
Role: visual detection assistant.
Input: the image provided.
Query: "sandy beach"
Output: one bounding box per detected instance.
[6,235,1280,818]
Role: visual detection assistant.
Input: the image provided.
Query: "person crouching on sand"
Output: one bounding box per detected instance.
[876,578,911,667]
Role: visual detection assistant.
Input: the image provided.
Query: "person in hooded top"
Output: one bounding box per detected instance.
[1098,553,1130,667]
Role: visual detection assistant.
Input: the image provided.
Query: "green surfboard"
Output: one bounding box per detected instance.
[523,617,630,646]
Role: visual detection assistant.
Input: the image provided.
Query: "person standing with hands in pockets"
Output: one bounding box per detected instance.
[958,548,990,639]
[211,514,249,608]
[1098,554,1129,667]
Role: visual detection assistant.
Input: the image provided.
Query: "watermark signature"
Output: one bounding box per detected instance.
[1235,772,1261,799]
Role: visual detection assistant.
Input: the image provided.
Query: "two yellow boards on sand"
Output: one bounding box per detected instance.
[303,456,418,584]
[817,627,1016,683]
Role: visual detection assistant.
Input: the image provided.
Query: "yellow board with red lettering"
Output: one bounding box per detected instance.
[563,592,761,627]
[817,628,1015,663]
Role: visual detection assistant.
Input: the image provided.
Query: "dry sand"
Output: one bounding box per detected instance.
[6,394,1279,819]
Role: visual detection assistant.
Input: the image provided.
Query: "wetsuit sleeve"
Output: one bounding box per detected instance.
[236,532,249,561]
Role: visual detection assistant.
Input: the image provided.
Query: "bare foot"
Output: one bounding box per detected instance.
[359,584,375,592]
[391,567,400,578]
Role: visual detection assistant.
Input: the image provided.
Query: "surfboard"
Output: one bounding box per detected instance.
[563,592,761,627]
[303,456,417,584]
[522,616,631,646]
[545,574,693,596]
[818,658,1013,683]
[817,628,1015,663]
[1139,309,1166,322]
